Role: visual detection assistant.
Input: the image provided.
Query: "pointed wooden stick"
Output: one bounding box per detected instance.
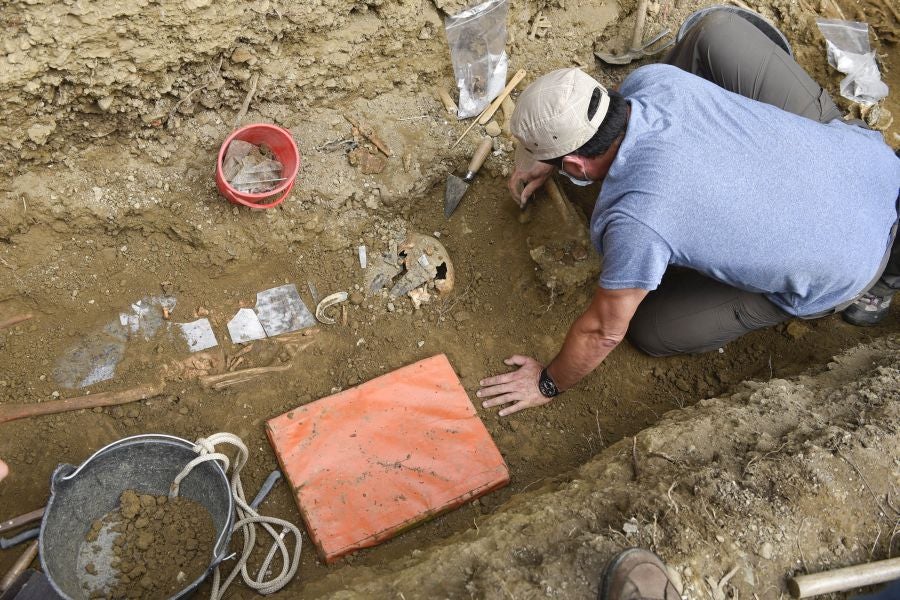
[0,382,164,425]
[0,314,32,331]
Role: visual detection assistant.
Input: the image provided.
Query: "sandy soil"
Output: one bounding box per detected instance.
[310,334,900,599]
[0,0,897,597]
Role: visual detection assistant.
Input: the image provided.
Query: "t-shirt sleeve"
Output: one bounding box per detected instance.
[598,217,672,291]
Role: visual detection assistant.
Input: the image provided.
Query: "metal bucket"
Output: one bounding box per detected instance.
[677,5,794,57]
[39,434,234,600]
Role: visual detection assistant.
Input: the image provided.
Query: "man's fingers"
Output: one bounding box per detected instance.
[520,179,543,205]
[479,371,518,387]
[477,382,520,399]
[0,459,7,483]
[481,393,520,409]
[504,355,531,367]
[498,399,539,417]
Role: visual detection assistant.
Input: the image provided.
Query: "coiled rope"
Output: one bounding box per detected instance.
[170,433,302,599]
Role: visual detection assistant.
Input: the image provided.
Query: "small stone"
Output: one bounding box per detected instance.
[97,96,114,112]
[785,321,809,340]
[485,121,502,137]
[230,46,255,64]
[417,340,425,348]
[178,406,189,415]
[27,121,56,145]
[759,541,774,560]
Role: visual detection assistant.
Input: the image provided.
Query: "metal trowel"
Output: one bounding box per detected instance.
[444,137,493,218]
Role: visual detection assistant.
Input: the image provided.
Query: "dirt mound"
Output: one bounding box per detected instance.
[305,334,900,599]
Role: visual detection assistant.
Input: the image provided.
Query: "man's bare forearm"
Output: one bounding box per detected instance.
[544,286,647,391]
[545,315,620,391]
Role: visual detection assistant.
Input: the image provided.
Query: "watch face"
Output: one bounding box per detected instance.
[539,373,558,398]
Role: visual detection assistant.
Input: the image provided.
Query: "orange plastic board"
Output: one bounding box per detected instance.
[266,354,509,563]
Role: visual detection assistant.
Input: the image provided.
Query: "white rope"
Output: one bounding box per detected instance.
[170,433,302,599]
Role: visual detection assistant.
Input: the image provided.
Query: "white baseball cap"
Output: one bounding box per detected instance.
[510,68,610,161]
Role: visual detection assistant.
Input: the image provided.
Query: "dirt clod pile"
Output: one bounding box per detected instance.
[84,490,215,600]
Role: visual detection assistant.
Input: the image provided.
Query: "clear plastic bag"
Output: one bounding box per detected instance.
[816,19,888,105]
[444,0,510,118]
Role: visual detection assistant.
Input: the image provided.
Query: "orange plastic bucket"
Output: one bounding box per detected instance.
[215,123,300,209]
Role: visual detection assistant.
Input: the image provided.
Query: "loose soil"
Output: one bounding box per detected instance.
[81,490,215,600]
[0,0,897,598]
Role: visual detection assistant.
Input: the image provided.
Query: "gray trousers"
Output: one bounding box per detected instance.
[627,11,896,357]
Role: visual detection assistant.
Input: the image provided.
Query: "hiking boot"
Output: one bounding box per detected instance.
[842,285,894,326]
[599,548,681,600]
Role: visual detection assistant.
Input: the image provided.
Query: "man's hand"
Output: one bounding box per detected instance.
[0,459,7,483]
[508,161,553,208]
[478,355,551,417]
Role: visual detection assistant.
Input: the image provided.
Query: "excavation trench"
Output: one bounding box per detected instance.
[0,0,898,597]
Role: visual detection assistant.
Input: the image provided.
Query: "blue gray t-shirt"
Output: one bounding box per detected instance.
[590,64,900,316]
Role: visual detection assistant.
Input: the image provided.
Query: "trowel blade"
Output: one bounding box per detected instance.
[444,174,469,218]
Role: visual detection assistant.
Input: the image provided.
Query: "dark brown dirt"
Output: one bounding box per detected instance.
[83,490,215,600]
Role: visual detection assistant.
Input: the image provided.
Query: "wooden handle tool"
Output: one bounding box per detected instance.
[479,69,527,125]
[0,540,38,594]
[466,137,494,176]
[445,137,494,217]
[451,69,527,148]
[788,558,900,598]
[0,509,45,536]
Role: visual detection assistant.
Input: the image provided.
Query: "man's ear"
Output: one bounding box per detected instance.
[561,154,586,172]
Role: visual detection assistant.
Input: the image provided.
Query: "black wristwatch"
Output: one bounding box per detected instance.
[538,367,562,398]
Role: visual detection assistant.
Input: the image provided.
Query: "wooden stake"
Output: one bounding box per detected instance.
[0,313,32,331]
[789,558,900,598]
[478,69,527,125]
[0,382,164,425]
[451,69,527,148]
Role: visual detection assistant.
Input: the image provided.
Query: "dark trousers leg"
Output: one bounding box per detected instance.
[628,270,791,357]
[663,11,843,123]
[871,228,900,292]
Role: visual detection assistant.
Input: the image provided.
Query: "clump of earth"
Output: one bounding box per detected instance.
[82,490,215,600]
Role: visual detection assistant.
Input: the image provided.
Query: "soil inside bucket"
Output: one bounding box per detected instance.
[78,490,215,600]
